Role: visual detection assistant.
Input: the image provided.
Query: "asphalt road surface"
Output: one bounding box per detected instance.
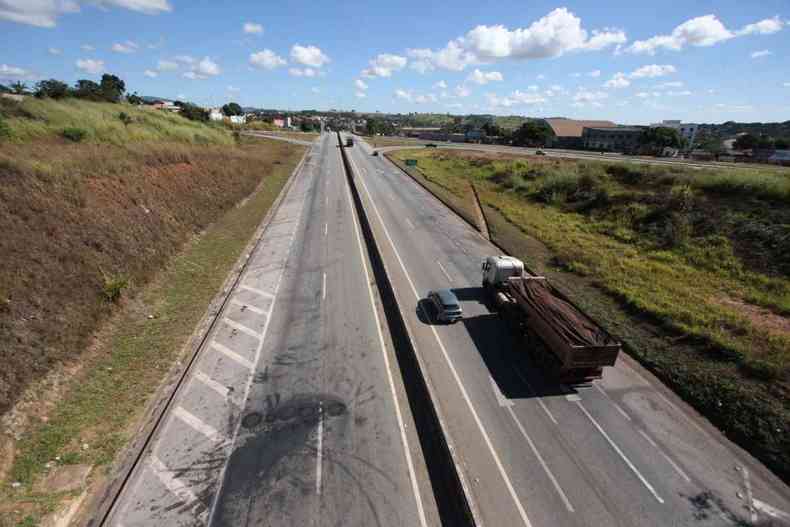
[106,133,439,527]
[343,133,790,527]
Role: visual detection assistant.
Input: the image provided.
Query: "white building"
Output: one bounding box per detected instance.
[209,108,223,121]
[651,120,699,147]
[229,115,246,125]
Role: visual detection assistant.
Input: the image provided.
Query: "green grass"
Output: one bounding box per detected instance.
[0,97,232,145]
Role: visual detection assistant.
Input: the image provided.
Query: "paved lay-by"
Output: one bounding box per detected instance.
[105,133,439,526]
[343,133,790,527]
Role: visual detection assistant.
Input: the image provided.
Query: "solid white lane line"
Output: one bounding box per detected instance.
[239,284,274,299]
[230,299,267,316]
[349,152,533,527]
[343,156,429,527]
[593,383,632,421]
[322,272,327,301]
[753,499,790,522]
[436,261,452,282]
[150,455,206,519]
[193,370,230,400]
[513,368,557,425]
[211,341,254,370]
[636,430,691,483]
[173,406,225,443]
[316,403,324,495]
[507,405,575,513]
[575,401,664,504]
[223,317,262,339]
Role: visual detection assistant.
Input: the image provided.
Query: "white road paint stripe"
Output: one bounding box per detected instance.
[742,467,758,523]
[349,152,533,527]
[490,376,513,408]
[636,430,691,483]
[507,405,575,513]
[211,339,254,370]
[173,406,225,443]
[405,218,416,230]
[316,403,324,495]
[239,284,274,299]
[230,299,267,316]
[223,317,262,339]
[513,368,558,425]
[436,261,452,282]
[575,401,664,504]
[193,370,230,400]
[150,455,207,522]
[207,153,309,524]
[322,272,327,301]
[324,222,328,236]
[753,499,790,522]
[343,156,429,527]
[593,383,632,421]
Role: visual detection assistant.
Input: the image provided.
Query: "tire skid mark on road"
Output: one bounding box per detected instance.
[149,455,208,523]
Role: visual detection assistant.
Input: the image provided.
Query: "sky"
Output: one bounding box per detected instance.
[1,0,789,124]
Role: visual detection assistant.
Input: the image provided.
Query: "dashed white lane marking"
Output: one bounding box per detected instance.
[150,456,207,522]
[343,153,429,527]
[223,317,262,339]
[230,299,267,316]
[211,341,254,370]
[316,403,324,496]
[507,405,575,513]
[405,218,416,230]
[753,499,790,522]
[593,383,632,421]
[239,284,274,299]
[324,222,328,236]
[636,430,691,483]
[322,272,327,301]
[349,152,532,527]
[193,370,231,400]
[575,401,664,504]
[173,406,225,443]
[436,261,452,282]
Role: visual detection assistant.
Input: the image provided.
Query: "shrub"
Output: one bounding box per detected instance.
[101,270,129,303]
[62,127,87,142]
[537,172,580,204]
[740,359,782,381]
[0,116,10,139]
[118,111,133,126]
[606,164,644,185]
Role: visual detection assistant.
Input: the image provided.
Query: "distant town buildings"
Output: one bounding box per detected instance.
[209,108,223,121]
[582,126,645,153]
[651,120,698,146]
[541,118,617,149]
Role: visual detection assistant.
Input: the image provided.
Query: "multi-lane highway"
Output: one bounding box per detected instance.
[342,133,790,527]
[104,133,439,526]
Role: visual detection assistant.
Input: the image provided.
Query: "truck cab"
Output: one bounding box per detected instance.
[482,255,524,287]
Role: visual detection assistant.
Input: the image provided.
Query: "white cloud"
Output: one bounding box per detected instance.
[573,89,608,103]
[784,82,790,87]
[536,74,546,80]
[714,103,754,112]
[627,15,785,55]
[0,64,35,80]
[434,80,447,89]
[655,81,683,88]
[174,55,195,65]
[290,44,330,68]
[487,90,547,108]
[355,79,368,90]
[182,57,220,80]
[630,64,676,78]
[455,84,471,97]
[395,89,412,101]
[604,72,630,88]
[48,47,62,55]
[393,89,438,104]
[0,0,170,28]
[355,91,366,98]
[467,68,504,85]
[289,67,317,77]
[666,90,692,96]
[144,69,157,78]
[182,71,199,80]
[76,58,104,74]
[157,59,178,71]
[635,91,661,98]
[406,42,475,72]
[243,22,263,35]
[362,53,407,77]
[227,85,240,92]
[751,49,772,58]
[570,72,582,78]
[311,86,320,93]
[81,44,95,51]
[414,93,437,104]
[111,41,138,54]
[588,69,601,77]
[249,49,287,70]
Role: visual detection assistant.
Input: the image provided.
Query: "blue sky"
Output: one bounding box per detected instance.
[1,0,788,123]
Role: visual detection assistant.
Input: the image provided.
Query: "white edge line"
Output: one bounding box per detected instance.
[513,367,558,425]
[348,150,533,527]
[316,402,324,495]
[593,383,632,422]
[576,401,664,504]
[753,499,790,522]
[436,261,452,282]
[322,272,327,301]
[343,146,429,527]
[636,430,691,483]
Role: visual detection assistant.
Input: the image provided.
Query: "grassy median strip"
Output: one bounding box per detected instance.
[387,147,790,482]
[0,139,304,526]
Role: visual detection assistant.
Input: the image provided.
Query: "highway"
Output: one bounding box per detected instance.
[343,133,790,527]
[104,133,439,526]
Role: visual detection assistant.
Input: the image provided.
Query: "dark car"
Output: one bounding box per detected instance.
[425,143,437,148]
[372,150,379,156]
[427,289,463,323]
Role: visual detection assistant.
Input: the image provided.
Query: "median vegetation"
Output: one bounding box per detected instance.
[389,148,790,481]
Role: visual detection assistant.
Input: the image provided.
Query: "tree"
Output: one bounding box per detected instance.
[512,120,552,147]
[73,79,102,100]
[640,126,681,153]
[774,137,789,150]
[10,81,27,94]
[34,79,69,99]
[126,92,144,105]
[179,103,209,122]
[733,133,774,151]
[222,102,243,116]
[99,74,125,103]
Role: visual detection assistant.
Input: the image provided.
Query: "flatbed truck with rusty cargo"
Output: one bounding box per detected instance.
[482,255,620,384]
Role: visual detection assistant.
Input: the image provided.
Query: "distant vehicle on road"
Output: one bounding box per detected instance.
[535,149,546,155]
[482,255,620,384]
[425,143,437,148]
[427,289,463,324]
[372,150,379,156]
[346,137,354,147]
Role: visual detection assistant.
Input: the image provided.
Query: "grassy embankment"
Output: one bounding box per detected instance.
[363,135,433,148]
[389,148,790,482]
[0,97,305,525]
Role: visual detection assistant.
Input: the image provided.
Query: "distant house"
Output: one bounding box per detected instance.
[650,120,699,147]
[541,118,617,149]
[148,100,180,112]
[209,108,223,121]
[582,126,645,154]
[229,115,246,125]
